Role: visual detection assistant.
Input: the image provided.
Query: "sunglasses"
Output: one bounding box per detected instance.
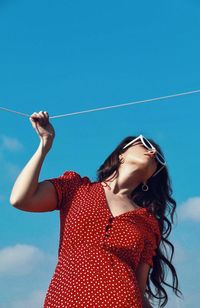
[122,134,166,177]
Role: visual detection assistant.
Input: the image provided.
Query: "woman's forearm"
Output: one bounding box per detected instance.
[9,140,50,207]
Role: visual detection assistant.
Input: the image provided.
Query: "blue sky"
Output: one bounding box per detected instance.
[0,0,199,307]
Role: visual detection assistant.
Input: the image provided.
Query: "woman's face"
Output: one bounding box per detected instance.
[121,140,159,179]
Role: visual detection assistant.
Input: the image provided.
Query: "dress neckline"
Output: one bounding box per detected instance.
[98,182,148,219]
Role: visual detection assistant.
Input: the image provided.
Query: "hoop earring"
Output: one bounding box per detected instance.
[142,183,149,191]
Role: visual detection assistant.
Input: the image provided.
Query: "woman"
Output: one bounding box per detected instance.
[10,111,183,307]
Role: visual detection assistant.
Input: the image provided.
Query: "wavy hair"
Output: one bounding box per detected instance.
[96,135,183,307]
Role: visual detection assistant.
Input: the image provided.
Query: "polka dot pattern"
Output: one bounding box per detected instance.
[43,171,161,308]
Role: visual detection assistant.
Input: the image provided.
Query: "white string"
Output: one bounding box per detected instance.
[0,88,200,119]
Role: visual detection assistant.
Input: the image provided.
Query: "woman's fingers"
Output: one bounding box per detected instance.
[29,110,55,144]
[38,111,46,125]
[30,111,49,125]
[44,111,49,118]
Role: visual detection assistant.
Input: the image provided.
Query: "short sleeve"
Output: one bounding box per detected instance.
[46,170,84,210]
[139,216,161,267]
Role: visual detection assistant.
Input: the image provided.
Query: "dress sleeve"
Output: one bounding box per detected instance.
[139,216,161,267]
[46,170,84,210]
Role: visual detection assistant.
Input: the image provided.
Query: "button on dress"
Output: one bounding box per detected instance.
[43,171,161,308]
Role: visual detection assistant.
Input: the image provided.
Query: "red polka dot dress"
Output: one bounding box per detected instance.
[43,171,161,308]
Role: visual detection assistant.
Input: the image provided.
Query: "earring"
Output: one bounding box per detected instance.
[119,155,125,164]
[142,183,149,191]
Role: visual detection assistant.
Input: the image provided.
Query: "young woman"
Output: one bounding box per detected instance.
[10,111,183,307]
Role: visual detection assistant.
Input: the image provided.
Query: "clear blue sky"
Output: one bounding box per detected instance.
[0,0,199,307]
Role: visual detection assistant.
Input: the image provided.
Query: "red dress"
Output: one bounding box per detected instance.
[43,171,161,308]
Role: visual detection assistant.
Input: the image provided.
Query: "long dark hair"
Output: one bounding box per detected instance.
[96,135,183,307]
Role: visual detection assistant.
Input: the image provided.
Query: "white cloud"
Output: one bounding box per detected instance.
[0,134,24,152]
[0,244,47,276]
[0,134,23,181]
[9,290,46,308]
[167,291,200,308]
[0,244,57,308]
[173,242,188,264]
[177,197,200,222]
[3,161,21,179]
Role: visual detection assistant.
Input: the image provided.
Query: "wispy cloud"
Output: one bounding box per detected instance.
[0,134,24,152]
[177,197,200,222]
[173,242,188,264]
[0,244,51,276]
[3,161,21,179]
[5,290,46,308]
[0,244,57,308]
[0,134,24,182]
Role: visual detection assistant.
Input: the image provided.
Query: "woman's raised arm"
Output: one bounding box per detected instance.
[9,111,57,212]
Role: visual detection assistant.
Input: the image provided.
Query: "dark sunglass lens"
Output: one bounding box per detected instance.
[143,138,152,149]
[156,152,165,164]
[143,137,166,164]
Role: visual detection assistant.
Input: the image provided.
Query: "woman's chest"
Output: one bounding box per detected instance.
[60,184,146,250]
[103,187,141,218]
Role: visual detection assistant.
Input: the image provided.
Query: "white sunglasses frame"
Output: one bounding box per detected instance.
[122,134,166,177]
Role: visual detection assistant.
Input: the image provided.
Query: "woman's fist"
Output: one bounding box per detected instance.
[29,111,55,151]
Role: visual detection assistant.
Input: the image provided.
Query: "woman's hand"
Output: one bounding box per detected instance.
[29,111,55,152]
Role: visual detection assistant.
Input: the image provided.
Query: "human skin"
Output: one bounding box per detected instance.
[9,111,55,206]
[102,139,158,202]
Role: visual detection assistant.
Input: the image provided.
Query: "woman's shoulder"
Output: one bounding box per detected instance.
[61,170,95,186]
[140,209,161,244]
